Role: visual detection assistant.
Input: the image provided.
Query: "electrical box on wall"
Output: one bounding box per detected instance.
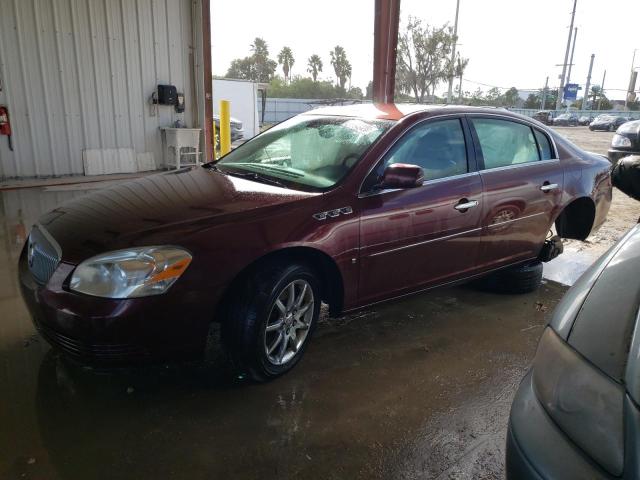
[176,93,185,113]
[157,85,177,105]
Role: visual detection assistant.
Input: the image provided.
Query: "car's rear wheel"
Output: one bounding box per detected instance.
[475,261,543,294]
[221,262,321,381]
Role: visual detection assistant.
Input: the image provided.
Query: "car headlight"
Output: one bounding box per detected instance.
[611,134,632,148]
[533,327,624,476]
[69,246,192,298]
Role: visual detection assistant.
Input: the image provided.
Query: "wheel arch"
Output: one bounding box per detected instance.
[554,196,596,241]
[214,246,345,324]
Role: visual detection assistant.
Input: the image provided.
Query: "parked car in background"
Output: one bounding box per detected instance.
[19,104,612,381]
[589,114,629,132]
[507,223,640,479]
[532,110,554,125]
[552,113,579,126]
[213,114,244,142]
[608,119,640,163]
[578,115,593,126]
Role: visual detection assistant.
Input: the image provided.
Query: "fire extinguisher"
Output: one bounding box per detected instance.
[0,106,13,151]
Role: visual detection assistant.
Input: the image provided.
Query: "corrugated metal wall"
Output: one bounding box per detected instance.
[0,0,197,179]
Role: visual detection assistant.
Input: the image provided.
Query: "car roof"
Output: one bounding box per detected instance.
[301,103,516,121]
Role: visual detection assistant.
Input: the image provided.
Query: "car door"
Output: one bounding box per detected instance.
[357,117,483,305]
[468,116,564,270]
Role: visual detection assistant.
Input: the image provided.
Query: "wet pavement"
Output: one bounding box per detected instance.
[0,182,570,480]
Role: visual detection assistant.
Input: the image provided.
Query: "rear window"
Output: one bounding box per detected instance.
[534,130,554,160]
[471,118,540,169]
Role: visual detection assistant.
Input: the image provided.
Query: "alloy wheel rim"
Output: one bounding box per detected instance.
[264,279,314,366]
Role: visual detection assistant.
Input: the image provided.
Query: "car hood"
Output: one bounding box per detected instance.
[37,167,319,263]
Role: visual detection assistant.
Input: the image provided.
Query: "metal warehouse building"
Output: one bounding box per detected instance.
[0,0,213,180]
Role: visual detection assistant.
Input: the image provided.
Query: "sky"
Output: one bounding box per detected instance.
[211,0,640,101]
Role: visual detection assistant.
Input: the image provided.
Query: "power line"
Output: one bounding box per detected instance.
[461,78,633,93]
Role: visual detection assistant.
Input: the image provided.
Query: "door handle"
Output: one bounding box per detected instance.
[540,183,559,192]
[454,200,479,211]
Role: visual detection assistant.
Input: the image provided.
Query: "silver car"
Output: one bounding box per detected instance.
[507,223,640,479]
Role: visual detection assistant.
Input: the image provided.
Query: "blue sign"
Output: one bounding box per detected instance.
[563,83,580,101]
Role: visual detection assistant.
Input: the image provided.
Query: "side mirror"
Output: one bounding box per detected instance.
[380,163,424,189]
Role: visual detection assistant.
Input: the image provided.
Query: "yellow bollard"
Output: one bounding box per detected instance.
[212,119,218,160]
[219,100,231,156]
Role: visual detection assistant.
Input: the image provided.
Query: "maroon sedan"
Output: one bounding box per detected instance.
[19,104,612,380]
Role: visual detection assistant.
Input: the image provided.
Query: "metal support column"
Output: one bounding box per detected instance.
[372,0,401,104]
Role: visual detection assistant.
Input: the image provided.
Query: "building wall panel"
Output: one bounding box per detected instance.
[0,0,196,180]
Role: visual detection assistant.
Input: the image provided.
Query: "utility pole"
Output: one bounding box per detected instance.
[583,54,595,110]
[556,0,578,110]
[597,70,606,111]
[541,76,549,110]
[447,0,461,103]
[625,49,638,110]
[567,27,577,84]
[458,55,463,103]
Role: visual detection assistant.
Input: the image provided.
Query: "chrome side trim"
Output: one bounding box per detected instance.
[476,158,559,174]
[487,212,545,229]
[368,227,482,258]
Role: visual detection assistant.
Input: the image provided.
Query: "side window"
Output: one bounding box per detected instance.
[471,118,540,169]
[384,119,468,180]
[534,129,553,160]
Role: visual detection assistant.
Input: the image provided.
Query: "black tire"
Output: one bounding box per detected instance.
[221,261,321,382]
[475,261,543,294]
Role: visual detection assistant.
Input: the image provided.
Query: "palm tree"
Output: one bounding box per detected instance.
[250,37,269,58]
[277,47,295,84]
[307,54,323,82]
[330,45,351,89]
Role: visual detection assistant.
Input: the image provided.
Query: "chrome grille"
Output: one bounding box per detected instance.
[27,226,61,285]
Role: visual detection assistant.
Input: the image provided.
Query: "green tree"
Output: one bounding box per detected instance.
[396,17,458,103]
[329,46,352,89]
[524,93,539,109]
[502,87,520,107]
[277,47,295,84]
[307,54,323,82]
[225,37,277,82]
[366,81,373,99]
[251,37,269,57]
[485,87,501,105]
[468,88,485,106]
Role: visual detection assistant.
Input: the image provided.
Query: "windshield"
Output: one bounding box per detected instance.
[217,115,393,191]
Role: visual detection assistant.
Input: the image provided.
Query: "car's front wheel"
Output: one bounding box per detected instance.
[221,261,321,381]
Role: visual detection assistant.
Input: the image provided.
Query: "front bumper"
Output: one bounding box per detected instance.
[18,247,217,366]
[608,148,640,163]
[506,371,614,480]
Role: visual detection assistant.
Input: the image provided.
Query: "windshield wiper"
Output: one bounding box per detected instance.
[223,169,287,189]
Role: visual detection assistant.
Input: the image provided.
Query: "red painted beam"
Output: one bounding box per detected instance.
[372,0,401,104]
[201,0,214,162]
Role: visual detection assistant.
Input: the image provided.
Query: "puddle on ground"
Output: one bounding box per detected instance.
[543,249,598,287]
